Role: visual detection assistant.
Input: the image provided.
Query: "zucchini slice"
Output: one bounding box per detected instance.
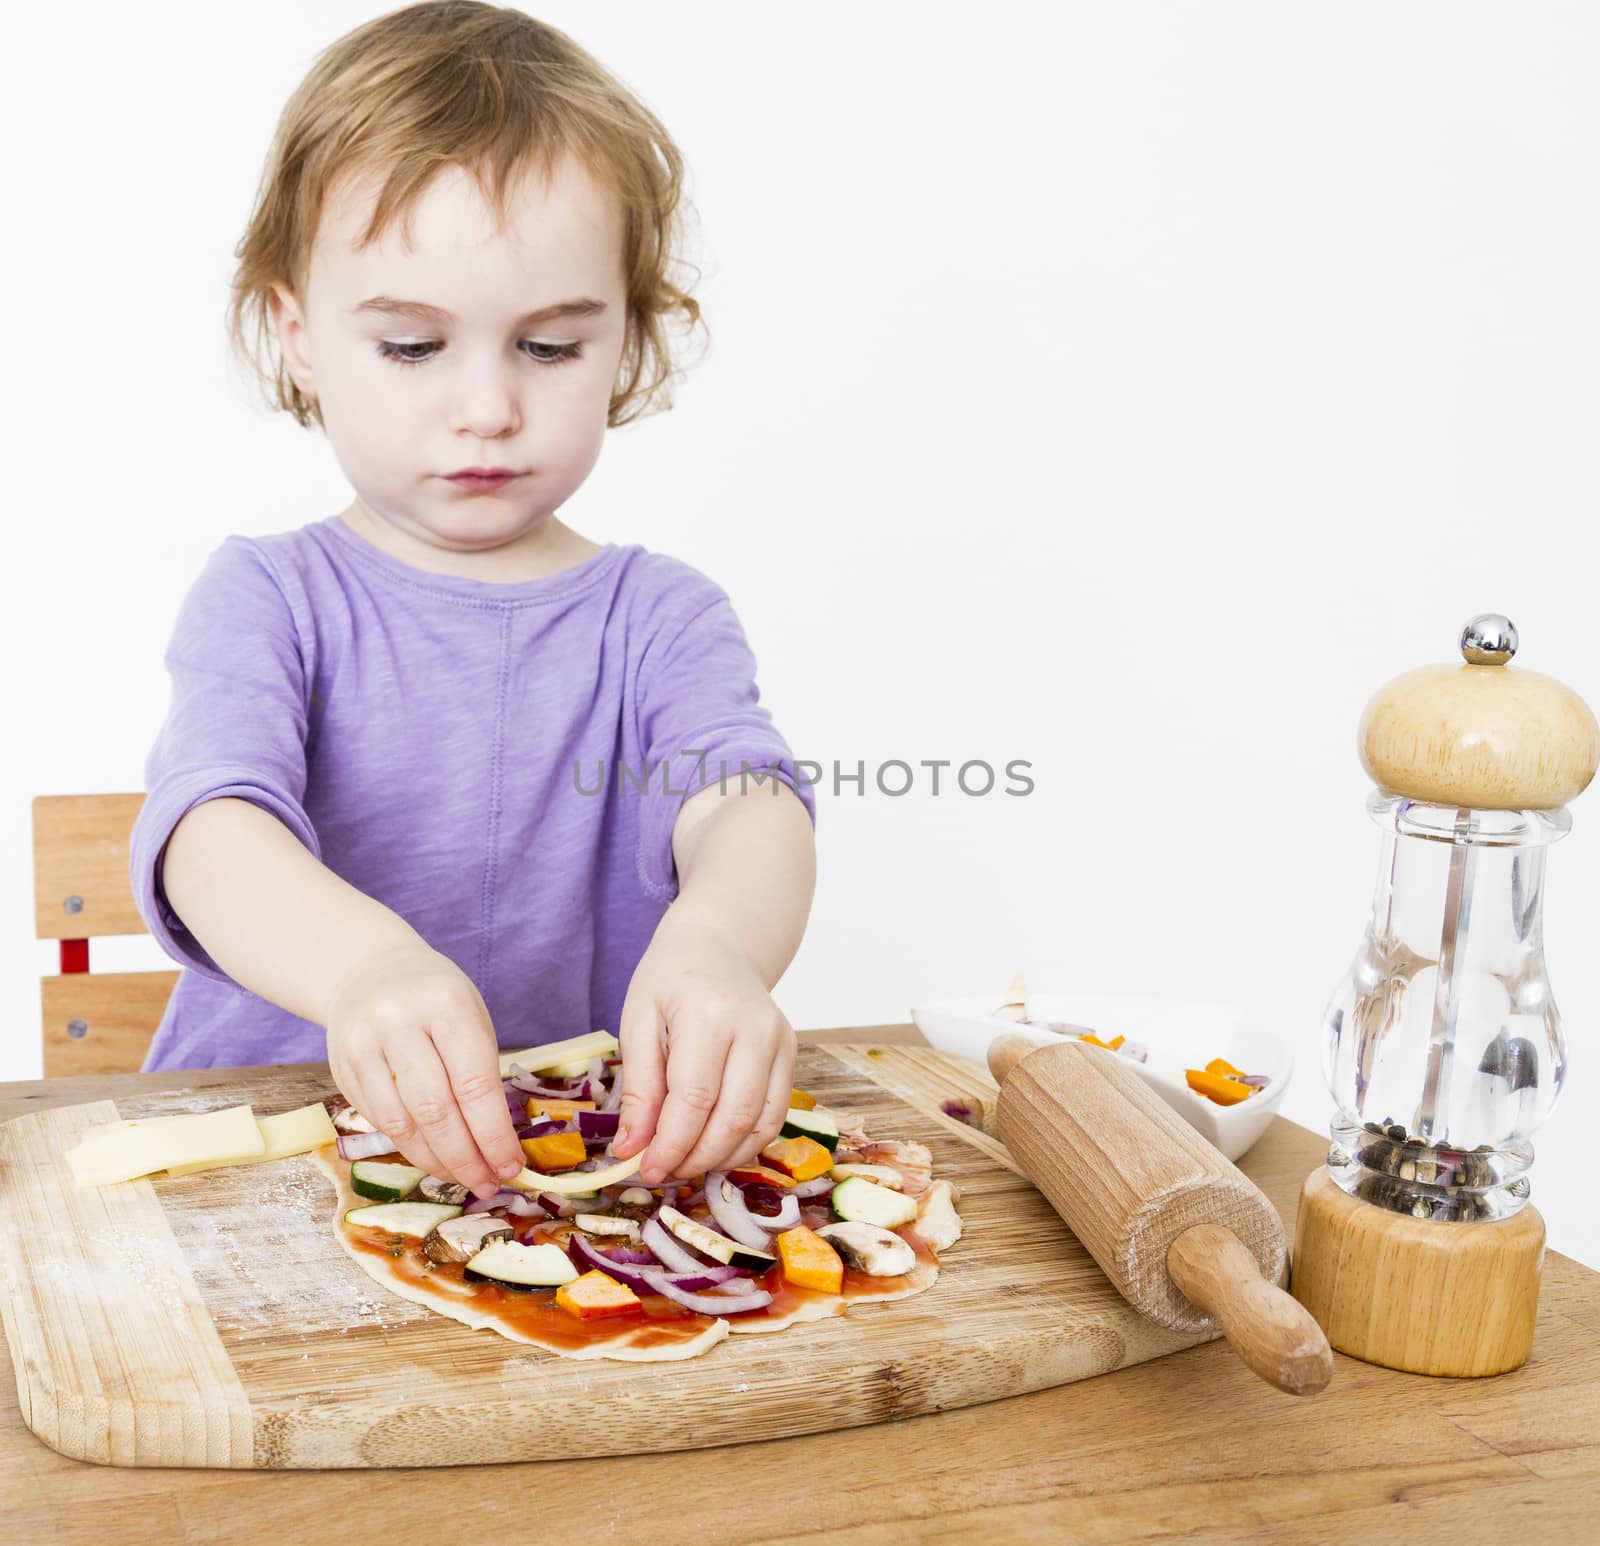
[344,1201,464,1236]
[830,1175,917,1229]
[779,1106,840,1151]
[350,1160,427,1202]
[463,1238,579,1291]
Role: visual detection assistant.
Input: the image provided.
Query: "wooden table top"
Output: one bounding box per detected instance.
[4,1023,1598,1544]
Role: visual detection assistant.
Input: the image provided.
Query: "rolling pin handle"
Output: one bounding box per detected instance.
[987,1033,1040,1086]
[1166,1223,1334,1397]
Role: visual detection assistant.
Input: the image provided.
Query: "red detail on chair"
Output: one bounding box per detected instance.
[60,939,89,974]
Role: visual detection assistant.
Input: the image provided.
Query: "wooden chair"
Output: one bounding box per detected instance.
[32,794,178,1076]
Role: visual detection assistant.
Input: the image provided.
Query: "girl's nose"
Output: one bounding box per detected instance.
[451,368,522,440]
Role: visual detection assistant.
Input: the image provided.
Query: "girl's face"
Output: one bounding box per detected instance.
[270,156,628,561]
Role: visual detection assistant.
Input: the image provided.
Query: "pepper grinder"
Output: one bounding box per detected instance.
[1290,615,1598,1375]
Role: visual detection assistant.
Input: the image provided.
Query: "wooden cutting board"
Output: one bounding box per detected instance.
[0,1044,1217,1469]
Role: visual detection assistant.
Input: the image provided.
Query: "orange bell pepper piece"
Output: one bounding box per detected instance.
[556,1269,642,1320]
[789,1088,818,1111]
[1077,1033,1125,1050]
[521,1131,588,1170]
[760,1135,834,1181]
[1204,1057,1244,1079]
[727,1163,797,1189]
[1185,1069,1255,1106]
[524,1098,596,1121]
[776,1225,843,1294]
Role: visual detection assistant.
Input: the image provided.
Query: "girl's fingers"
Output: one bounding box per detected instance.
[729,1044,797,1170]
[430,1022,525,1185]
[641,1023,732,1185]
[676,1031,784,1179]
[385,1037,505,1199]
[345,1054,448,1184]
[612,993,668,1162]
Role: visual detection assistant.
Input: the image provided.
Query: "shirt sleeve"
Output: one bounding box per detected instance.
[633,590,816,901]
[129,537,322,983]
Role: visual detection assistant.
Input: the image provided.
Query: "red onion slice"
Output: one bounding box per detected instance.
[578,1110,620,1140]
[640,1266,772,1316]
[464,1189,519,1214]
[749,1193,800,1231]
[336,1131,398,1161]
[568,1231,737,1290]
[642,1213,712,1274]
[705,1173,777,1249]
[791,1175,835,1199]
[599,1073,625,1114]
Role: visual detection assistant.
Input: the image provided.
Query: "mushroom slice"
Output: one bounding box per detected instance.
[816,1221,916,1277]
[575,1213,642,1240]
[618,1187,655,1207]
[421,1213,514,1265]
[418,1174,471,1206]
[331,1104,377,1135]
[914,1179,963,1251]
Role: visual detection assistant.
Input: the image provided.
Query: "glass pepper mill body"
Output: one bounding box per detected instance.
[1322,793,1569,1221]
[1291,613,1598,1377]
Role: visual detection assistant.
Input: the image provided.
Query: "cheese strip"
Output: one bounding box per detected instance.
[163,1102,338,1176]
[66,1103,265,1188]
[507,1153,641,1195]
[497,1030,618,1078]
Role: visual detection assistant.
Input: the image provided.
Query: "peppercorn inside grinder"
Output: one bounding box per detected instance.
[1290,615,1599,1376]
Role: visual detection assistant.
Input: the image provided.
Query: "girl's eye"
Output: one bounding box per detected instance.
[374,339,584,368]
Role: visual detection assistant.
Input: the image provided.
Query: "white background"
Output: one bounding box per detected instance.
[3,3,1597,1264]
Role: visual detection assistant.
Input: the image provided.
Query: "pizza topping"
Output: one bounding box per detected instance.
[336,1130,400,1162]
[830,1175,919,1229]
[350,1160,425,1202]
[573,1213,641,1240]
[419,1174,472,1207]
[463,1237,579,1291]
[330,1102,377,1136]
[779,1106,840,1151]
[816,1221,916,1277]
[775,1224,844,1294]
[344,1200,464,1236]
[639,1265,773,1316]
[658,1204,778,1273]
[568,1230,739,1291]
[705,1173,782,1249]
[617,1186,654,1207]
[556,1269,643,1320]
[759,1135,835,1181]
[828,1162,906,1190]
[727,1163,796,1189]
[914,1179,963,1251]
[788,1087,818,1111]
[507,1154,643,1196]
[521,1131,587,1171]
[853,1140,934,1196]
[421,1213,514,1264]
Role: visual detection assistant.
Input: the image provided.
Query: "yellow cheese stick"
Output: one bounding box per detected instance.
[66,1103,265,1188]
[507,1153,641,1195]
[496,1030,618,1078]
[164,1102,339,1176]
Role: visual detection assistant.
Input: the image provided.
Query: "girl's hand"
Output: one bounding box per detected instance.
[610,922,796,1185]
[325,942,526,1201]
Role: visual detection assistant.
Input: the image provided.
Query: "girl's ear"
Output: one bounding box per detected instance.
[268,281,317,399]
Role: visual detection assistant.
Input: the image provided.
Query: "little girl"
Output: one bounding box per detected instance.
[130,2,817,1203]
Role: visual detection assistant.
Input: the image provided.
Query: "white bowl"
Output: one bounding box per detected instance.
[909,992,1292,1162]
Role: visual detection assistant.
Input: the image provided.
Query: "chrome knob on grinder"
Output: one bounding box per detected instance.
[987,1033,1333,1397]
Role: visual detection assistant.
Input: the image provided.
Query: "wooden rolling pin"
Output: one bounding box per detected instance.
[989,1034,1332,1396]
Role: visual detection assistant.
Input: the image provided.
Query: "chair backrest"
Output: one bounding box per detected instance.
[32,794,178,1076]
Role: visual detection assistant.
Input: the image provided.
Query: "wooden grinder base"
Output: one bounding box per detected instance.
[1289,1167,1546,1377]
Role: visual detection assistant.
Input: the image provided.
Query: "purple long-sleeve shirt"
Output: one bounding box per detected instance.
[130,514,815,1071]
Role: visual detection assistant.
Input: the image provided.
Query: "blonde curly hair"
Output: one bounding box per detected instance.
[227,1,704,430]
